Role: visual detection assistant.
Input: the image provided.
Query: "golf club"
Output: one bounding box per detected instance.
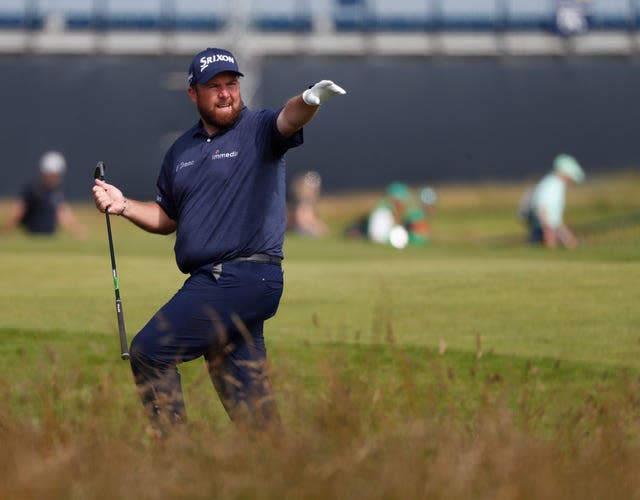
[94,161,130,360]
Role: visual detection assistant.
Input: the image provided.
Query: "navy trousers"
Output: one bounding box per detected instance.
[129,260,284,431]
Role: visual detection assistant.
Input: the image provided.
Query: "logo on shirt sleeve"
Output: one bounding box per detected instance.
[175,160,195,173]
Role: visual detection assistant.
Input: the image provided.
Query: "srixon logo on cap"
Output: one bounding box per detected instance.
[200,54,235,72]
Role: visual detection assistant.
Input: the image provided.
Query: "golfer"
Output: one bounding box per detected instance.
[92,47,346,434]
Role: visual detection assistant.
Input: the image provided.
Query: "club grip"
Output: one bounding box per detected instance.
[95,161,106,181]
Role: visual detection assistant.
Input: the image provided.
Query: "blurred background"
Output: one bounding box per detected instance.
[1,0,639,200]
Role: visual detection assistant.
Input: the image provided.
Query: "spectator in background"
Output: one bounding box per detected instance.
[555,0,591,36]
[521,154,585,249]
[419,186,437,217]
[367,181,412,246]
[287,170,329,238]
[2,151,87,239]
[345,182,435,248]
[410,185,438,244]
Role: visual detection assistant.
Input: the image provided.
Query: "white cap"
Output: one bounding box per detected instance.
[553,154,584,183]
[40,151,67,175]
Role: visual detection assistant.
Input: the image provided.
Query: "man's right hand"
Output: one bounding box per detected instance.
[93,179,126,215]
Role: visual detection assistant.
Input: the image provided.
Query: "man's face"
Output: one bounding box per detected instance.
[188,72,243,131]
[42,172,63,188]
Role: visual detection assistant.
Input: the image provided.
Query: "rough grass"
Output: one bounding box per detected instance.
[2,339,640,499]
[0,171,639,499]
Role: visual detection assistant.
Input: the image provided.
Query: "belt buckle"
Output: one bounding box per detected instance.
[211,263,222,280]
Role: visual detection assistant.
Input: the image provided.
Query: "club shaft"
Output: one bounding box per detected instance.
[105,210,130,360]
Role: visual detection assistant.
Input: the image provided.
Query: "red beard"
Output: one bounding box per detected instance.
[197,101,243,130]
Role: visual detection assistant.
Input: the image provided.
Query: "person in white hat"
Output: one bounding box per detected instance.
[2,151,87,238]
[524,154,585,248]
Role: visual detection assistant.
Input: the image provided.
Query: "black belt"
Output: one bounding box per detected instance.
[224,253,282,266]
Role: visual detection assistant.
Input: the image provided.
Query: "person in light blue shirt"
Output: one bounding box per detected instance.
[526,154,585,248]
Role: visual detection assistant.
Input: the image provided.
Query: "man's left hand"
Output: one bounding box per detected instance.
[302,80,347,106]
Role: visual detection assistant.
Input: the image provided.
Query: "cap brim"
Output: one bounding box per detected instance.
[192,69,244,86]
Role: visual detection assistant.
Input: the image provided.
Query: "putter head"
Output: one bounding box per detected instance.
[94,161,106,181]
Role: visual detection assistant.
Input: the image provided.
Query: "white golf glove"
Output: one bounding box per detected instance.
[302,80,347,106]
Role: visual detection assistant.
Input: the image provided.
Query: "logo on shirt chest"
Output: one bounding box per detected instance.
[212,149,239,161]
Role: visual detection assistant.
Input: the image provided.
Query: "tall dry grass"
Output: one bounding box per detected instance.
[2,345,639,500]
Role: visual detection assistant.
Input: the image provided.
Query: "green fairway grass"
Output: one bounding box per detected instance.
[0,171,639,498]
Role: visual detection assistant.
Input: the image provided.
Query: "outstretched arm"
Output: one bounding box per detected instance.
[57,202,88,239]
[557,224,579,249]
[535,207,559,248]
[1,199,26,235]
[277,80,346,138]
[93,179,177,235]
[536,207,579,249]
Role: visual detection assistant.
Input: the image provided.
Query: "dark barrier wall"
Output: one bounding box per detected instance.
[1,54,639,201]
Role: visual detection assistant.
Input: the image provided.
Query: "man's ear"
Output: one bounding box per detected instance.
[187,86,197,103]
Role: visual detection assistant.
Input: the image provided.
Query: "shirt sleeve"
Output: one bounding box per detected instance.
[156,151,178,221]
[257,108,304,158]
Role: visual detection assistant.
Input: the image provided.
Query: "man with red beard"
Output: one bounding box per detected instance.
[92,47,345,435]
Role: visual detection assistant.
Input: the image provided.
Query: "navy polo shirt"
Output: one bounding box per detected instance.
[156,107,303,274]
